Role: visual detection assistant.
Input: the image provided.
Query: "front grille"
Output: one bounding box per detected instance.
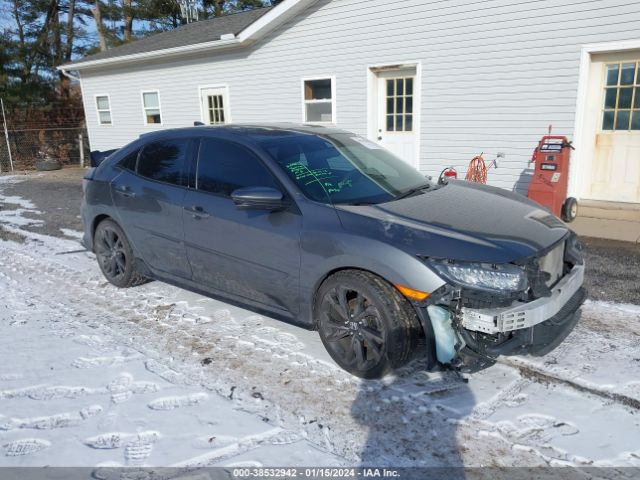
[539,241,565,287]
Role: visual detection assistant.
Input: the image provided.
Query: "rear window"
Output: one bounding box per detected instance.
[137,139,188,186]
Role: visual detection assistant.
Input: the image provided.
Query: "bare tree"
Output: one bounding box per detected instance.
[91,0,108,51]
[122,0,134,42]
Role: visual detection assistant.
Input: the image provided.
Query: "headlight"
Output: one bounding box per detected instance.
[428,261,527,293]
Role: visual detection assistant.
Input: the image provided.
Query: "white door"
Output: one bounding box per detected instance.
[375,70,417,166]
[589,59,640,202]
[200,87,231,125]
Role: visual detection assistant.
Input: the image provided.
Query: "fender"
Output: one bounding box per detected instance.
[297,230,446,326]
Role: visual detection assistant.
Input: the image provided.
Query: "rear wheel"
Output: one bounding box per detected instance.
[315,270,422,379]
[94,219,147,288]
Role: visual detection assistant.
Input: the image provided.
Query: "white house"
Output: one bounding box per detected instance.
[60,0,640,204]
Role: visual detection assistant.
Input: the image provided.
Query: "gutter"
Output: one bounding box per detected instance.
[56,0,316,72]
[57,37,242,71]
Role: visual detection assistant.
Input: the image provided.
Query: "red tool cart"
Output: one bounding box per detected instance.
[527,133,578,222]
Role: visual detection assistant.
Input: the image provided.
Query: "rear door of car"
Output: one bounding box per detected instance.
[182,136,302,314]
[111,137,193,279]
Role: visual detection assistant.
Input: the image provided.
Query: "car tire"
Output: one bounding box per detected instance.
[561,197,578,223]
[315,270,422,379]
[94,219,147,288]
[35,159,62,171]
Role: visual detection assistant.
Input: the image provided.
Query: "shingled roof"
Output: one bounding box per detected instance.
[67,7,272,66]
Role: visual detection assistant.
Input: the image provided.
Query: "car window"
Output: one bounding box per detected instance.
[196,138,278,196]
[118,148,139,171]
[137,139,188,185]
[260,133,431,205]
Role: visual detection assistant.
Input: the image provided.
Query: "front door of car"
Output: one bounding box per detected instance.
[111,138,192,279]
[183,137,302,314]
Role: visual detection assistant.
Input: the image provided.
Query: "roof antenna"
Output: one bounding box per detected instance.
[178,0,198,23]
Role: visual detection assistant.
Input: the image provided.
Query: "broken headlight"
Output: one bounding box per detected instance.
[427,261,528,293]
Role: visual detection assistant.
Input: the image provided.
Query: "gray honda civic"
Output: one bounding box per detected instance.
[81,124,586,378]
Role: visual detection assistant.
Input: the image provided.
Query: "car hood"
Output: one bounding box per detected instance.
[335,180,569,263]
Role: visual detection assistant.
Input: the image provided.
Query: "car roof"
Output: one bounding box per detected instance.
[138,123,349,142]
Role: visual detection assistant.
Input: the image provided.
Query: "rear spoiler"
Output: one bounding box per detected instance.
[89,149,118,167]
[90,121,202,167]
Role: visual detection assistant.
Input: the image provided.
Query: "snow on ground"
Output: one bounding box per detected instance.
[0,175,43,229]
[1,174,640,470]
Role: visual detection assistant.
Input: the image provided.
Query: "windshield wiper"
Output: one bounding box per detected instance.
[394,183,434,200]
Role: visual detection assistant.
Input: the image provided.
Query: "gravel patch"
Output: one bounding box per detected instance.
[582,237,640,305]
[0,168,84,238]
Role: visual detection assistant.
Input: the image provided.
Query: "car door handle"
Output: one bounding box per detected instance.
[184,205,210,219]
[114,185,135,197]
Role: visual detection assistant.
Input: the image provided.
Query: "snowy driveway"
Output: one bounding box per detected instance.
[1,172,640,470]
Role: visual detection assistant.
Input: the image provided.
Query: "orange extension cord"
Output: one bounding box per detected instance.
[465,154,488,184]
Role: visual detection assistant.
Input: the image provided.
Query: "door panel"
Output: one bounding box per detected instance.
[588,58,640,202]
[591,133,640,202]
[111,140,192,279]
[183,191,301,312]
[183,138,302,313]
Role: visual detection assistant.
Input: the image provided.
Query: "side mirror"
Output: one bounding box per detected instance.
[231,186,287,211]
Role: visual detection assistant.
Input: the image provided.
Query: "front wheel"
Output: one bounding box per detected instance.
[315,270,422,379]
[94,219,147,288]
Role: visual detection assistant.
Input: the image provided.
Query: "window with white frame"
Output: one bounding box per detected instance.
[95,95,112,125]
[142,91,162,124]
[602,62,640,131]
[303,78,335,123]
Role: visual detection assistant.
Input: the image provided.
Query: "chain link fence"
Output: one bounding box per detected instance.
[0,100,88,172]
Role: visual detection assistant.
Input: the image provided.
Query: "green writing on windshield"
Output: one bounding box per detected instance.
[285,162,354,196]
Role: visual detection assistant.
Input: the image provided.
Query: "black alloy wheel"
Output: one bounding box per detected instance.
[320,285,386,372]
[316,270,422,378]
[94,219,147,288]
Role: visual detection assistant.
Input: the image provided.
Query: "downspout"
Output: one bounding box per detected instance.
[59,68,80,82]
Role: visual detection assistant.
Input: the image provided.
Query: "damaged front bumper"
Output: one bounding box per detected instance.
[455,286,586,371]
[460,264,585,335]
[417,264,587,372]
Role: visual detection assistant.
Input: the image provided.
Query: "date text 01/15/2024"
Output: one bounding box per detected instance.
[232,468,400,478]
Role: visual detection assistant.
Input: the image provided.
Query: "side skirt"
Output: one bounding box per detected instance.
[138,258,314,331]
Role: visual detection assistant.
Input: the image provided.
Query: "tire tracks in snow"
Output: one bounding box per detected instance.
[0,242,507,464]
[2,239,637,465]
[9,240,639,413]
[499,358,640,410]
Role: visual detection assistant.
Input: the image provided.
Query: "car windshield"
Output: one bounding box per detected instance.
[259,132,433,205]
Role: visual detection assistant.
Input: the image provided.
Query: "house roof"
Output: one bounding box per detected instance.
[76,8,272,65]
[60,0,316,71]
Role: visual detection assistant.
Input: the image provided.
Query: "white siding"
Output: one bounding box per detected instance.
[79,0,640,193]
